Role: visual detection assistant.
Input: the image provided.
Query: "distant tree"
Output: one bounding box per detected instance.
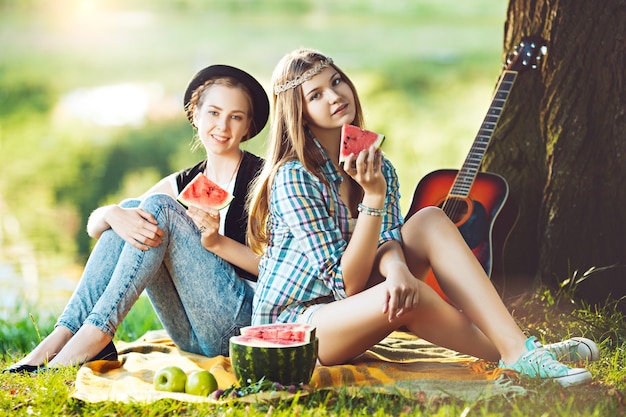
[483,0,626,307]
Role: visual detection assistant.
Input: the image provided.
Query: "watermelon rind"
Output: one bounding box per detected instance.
[339,124,385,164]
[177,173,234,210]
[239,323,316,343]
[229,336,318,386]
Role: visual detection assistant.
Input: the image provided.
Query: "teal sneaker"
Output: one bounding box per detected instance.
[543,337,600,363]
[499,336,592,387]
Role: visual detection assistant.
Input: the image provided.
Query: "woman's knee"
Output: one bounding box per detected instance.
[400,206,462,270]
[119,198,141,209]
[403,206,454,238]
[139,193,178,212]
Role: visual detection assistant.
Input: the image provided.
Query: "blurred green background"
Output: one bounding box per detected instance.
[0,0,507,317]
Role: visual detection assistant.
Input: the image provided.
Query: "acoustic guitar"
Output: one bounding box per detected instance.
[405,36,547,301]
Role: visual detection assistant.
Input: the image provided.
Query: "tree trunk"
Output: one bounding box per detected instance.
[483,0,626,306]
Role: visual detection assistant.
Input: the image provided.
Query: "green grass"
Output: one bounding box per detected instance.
[1,284,624,416]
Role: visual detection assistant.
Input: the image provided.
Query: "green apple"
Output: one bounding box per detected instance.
[153,366,187,393]
[185,370,218,396]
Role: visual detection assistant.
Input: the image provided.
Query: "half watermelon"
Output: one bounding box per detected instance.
[178,172,234,210]
[339,124,385,164]
[229,323,318,386]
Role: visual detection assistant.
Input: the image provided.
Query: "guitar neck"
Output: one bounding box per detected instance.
[449,70,518,197]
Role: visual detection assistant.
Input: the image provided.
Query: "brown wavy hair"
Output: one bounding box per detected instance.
[246,48,364,254]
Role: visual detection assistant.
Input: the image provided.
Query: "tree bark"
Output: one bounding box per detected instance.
[484,0,626,306]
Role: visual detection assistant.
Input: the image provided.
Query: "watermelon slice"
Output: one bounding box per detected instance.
[339,124,385,164]
[230,323,318,386]
[177,172,234,210]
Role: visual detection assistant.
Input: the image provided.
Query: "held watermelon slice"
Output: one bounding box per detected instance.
[339,124,385,164]
[178,172,234,210]
[230,323,318,386]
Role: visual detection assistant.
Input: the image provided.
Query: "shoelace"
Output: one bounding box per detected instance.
[546,340,577,358]
[521,348,567,374]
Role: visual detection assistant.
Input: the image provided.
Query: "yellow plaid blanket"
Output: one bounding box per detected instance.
[71,330,522,404]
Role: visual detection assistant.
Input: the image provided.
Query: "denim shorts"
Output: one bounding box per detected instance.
[295,304,324,324]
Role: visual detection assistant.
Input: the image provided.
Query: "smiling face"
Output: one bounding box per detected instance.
[300,66,356,139]
[193,84,252,157]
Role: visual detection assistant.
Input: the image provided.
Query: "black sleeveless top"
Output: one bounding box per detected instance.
[174,151,263,282]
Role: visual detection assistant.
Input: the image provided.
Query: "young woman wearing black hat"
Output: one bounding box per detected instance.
[4,65,270,372]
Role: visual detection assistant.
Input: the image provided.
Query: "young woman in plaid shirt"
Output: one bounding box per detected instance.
[246,48,597,387]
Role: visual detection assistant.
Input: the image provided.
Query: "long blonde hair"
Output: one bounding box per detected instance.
[247,48,364,254]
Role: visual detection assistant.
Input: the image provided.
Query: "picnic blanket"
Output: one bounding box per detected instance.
[71,330,524,404]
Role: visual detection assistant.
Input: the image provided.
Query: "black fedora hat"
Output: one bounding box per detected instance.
[183,64,269,141]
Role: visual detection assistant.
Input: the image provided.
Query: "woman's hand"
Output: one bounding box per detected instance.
[382,262,420,322]
[105,205,164,250]
[342,146,386,199]
[186,206,221,250]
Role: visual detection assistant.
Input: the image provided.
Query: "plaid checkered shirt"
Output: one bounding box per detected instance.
[251,139,404,325]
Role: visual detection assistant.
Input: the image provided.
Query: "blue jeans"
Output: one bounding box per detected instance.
[56,194,253,357]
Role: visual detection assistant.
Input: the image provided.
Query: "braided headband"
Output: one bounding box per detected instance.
[274,58,334,94]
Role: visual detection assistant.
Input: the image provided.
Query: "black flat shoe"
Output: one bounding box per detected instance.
[90,340,118,362]
[2,364,44,374]
[2,341,117,374]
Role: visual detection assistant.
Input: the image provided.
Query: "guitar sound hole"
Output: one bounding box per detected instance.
[440,198,469,223]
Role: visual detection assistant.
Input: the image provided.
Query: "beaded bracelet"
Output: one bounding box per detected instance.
[357,203,386,217]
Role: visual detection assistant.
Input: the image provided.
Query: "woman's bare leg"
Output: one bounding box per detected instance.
[311,280,500,365]
[400,207,528,364]
[47,323,111,367]
[311,206,530,366]
[11,326,74,366]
